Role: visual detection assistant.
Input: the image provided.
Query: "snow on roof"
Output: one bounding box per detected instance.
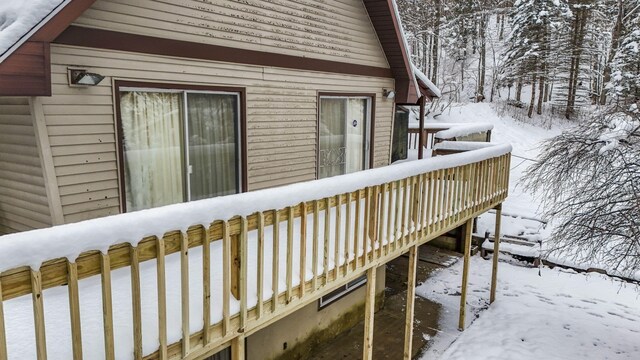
[0,144,511,273]
[0,0,68,62]
[412,63,442,98]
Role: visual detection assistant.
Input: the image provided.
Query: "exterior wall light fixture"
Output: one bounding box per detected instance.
[68,68,105,86]
[383,88,395,99]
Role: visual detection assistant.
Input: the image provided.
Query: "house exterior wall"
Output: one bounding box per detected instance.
[72,0,389,69]
[0,97,51,234]
[247,266,386,360]
[45,44,395,223]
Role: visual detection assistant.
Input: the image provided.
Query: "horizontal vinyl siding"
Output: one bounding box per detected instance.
[46,44,394,222]
[73,0,389,68]
[0,98,51,234]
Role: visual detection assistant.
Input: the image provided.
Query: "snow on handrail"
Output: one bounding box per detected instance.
[0,144,511,273]
[434,123,494,140]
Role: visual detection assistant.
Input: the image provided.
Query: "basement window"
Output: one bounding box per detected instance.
[318,274,367,309]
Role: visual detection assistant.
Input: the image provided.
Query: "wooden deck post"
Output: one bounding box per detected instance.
[0,278,8,360]
[458,218,473,331]
[231,335,245,360]
[490,204,502,304]
[363,266,377,360]
[403,245,418,359]
[418,95,426,160]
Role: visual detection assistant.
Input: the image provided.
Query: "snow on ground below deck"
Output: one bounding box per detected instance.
[416,255,640,360]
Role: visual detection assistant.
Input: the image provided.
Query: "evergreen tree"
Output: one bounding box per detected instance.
[607,0,640,106]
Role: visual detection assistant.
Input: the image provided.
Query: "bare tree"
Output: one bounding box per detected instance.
[523,108,640,276]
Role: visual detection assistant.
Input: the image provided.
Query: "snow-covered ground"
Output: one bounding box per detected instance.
[417,256,640,359]
[416,102,640,359]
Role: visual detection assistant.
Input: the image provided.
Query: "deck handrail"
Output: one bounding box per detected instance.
[0,148,511,360]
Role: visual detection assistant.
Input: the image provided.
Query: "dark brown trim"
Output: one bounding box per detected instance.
[32,0,98,42]
[362,0,418,103]
[0,41,51,96]
[55,26,394,79]
[113,80,248,213]
[316,92,377,179]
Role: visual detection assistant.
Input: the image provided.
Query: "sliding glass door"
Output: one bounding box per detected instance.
[119,88,241,211]
[318,96,371,179]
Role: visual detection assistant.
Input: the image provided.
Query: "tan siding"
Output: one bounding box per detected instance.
[0,98,51,234]
[73,0,389,68]
[46,44,394,222]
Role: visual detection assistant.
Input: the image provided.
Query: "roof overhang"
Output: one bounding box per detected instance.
[362,0,420,104]
[0,0,423,100]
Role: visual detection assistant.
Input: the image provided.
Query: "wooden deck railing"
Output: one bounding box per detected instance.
[0,152,511,360]
[408,126,492,152]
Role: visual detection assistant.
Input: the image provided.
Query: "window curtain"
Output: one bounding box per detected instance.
[120,92,184,211]
[187,93,238,200]
[346,99,367,173]
[319,98,347,179]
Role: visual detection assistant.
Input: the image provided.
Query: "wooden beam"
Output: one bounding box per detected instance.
[403,245,418,359]
[418,95,426,159]
[231,335,245,360]
[180,232,191,357]
[67,261,83,360]
[0,278,8,360]
[130,247,143,360]
[101,254,115,360]
[156,237,168,359]
[31,270,47,360]
[490,204,502,304]
[458,219,473,331]
[203,226,212,343]
[363,266,377,360]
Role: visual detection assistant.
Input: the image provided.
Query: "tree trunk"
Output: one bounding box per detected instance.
[566,5,588,119]
[600,0,624,105]
[477,14,487,102]
[499,14,505,41]
[516,80,523,102]
[537,74,545,115]
[529,75,537,118]
[431,0,441,84]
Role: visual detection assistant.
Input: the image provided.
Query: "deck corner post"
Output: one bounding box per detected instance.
[403,245,419,359]
[490,204,503,304]
[458,218,473,331]
[418,95,426,160]
[231,335,246,360]
[363,266,377,360]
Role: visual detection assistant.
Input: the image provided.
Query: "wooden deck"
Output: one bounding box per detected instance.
[0,151,511,360]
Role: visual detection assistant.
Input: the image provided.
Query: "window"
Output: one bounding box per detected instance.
[318,96,372,179]
[318,275,367,309]
[118,86,242,212]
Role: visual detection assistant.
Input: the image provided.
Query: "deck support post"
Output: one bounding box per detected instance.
[458,218,473,331]
[418,95,426,160]
[231,335,245,360]
[403,245,418,359]
[363,266,377,360]
[490,204,502,304]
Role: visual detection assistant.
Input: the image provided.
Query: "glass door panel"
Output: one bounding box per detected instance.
[345,98,367,173]
[319,98,347,178]
[319,97,369,179]
[120,91,185,211]
[186,93,240,201]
